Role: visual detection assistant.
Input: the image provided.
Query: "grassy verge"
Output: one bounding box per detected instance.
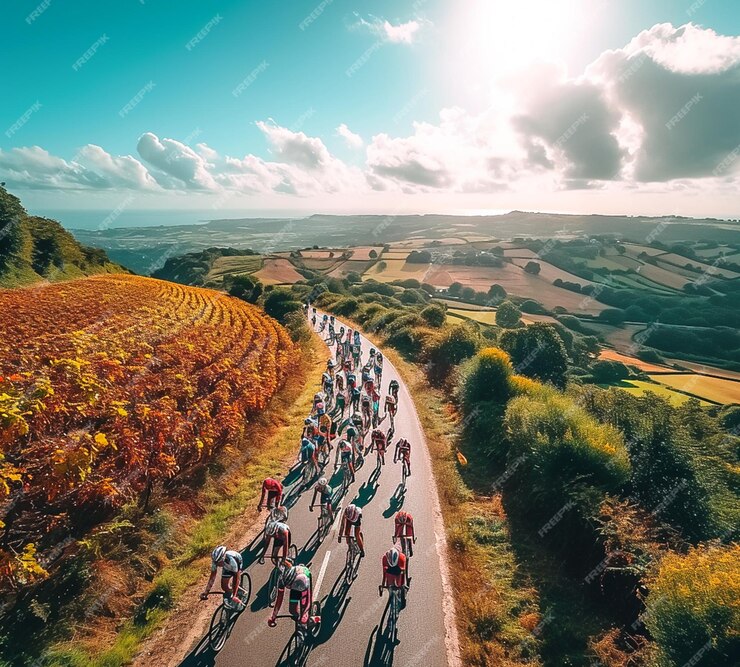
[350,323,543,666]
[43,336,328,667]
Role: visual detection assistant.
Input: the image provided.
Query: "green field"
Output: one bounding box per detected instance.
[609,380,711,406]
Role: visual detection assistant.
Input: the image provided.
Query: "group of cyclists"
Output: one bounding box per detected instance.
[201,307,417,643]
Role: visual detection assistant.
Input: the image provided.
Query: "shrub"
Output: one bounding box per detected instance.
[496,301,521,328]
[487,284,507,304]
[457,348,514,411]
[227,274,263,304]
[591,360,630,383]
[332,296,360,317]
[645,544,740,667]
[519,299,547,314]
[423,323,481,383]
[420,303,446,327]
[499,324,569,389]
[599,308,626,325]
[524,261,541,275]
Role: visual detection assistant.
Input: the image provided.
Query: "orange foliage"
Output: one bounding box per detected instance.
[0,275,296,590]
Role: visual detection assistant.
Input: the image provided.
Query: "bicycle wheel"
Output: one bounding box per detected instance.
[268,566,280,606]
[239,571,252,606]
[289,544,298,561]
[208,604,229,652]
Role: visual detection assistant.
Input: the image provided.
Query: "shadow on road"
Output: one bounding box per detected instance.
[177,634,217,667]
[363,614,395,666]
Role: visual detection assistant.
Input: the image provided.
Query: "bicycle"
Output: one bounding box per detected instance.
[340,459,353,495]
[312,501,333,538]
[302,459,318,487]
[401,457,410,487]
[273,600,322,660]
[205,572,252,652]
[379,583,405,642]
[263,505,288,536]
[396,534,415,578]
[267,544,299,606]
[344,533,361,585]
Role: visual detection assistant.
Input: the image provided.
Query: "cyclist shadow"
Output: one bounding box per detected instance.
[315,570,353,643]
[176,633,217,667]
[363,615,395,666]
[351,475,379,509]
[382,485,406,518]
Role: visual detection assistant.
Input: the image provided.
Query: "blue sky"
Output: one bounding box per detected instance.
[2,0,740,218]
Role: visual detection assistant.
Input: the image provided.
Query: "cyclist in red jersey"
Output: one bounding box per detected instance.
[258,477,283,511]
[394,438,411,475]
[379,546,407,606]
[393,511,415,556]
[370,428,387,465]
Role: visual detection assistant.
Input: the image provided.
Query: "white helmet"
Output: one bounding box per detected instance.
[212,545,227,563]
[318,477,328,487]
[344,504,360,522]
[386,547,400,568]
[327,360,336,368]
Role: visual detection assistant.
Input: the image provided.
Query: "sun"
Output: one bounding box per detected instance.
[452,0,590,84]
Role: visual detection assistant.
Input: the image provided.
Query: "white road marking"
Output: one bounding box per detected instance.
[330,508,342,535]
[314,550,331,596]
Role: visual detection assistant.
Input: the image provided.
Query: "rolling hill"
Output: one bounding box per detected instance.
[0,186,124,287]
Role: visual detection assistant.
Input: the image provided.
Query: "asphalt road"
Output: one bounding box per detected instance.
[178,314,451,667]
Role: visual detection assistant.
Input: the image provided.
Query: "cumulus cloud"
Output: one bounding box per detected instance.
[336,123,364,149]
[136,133,219,190]
[353,16,425,44]
[4,23,738,204]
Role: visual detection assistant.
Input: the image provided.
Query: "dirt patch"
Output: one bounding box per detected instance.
[253,258,304,284]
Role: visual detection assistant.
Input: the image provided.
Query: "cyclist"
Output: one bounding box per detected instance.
[361,393,372,428]
[333,391,346,419]
[311,313,316,327]
[300,437,318,473]
[347,371,357,392]
[303,416,319,440]
[353,330,361,346]
[201,546,245,606]
[261,520,292,565]
[268,562,320,629]
[363,374,375,396]
[313,391,326,412]
[394,438,411,476]
[336,438,356,482]
[310,477,334,522]
[350,387,361,412]
[389,378,400,401]
[258,477,283,511]
[338,504,365,557]
[326,359,336,378]
[371,428,387,465]
[350,410,364,440]
[379,546,407,606]
[352,343,362,368]
[384,392,398,423]
[370,386,381,426]
[374,352,384,384]
[318,411,333,444]
[393,511,415,556]
[322,372,334,396]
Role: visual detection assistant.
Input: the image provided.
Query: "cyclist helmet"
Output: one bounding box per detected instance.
[322,372,330,382]
[344,504,360,522]
[386,547,400,568]
[318,477,328,487]
[340,327,345,333]
[316,402,325,414]
[327,360,335,368]
[282,564,298,587]
[211,545,227,563]
[304,417,314,425]
[396,511,411,525]
[370,347,376,355]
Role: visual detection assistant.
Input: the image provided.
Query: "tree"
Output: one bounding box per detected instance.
[524,261,541,275]
[499,323,569,388]
[448,282,463,297]
[228,274,263,304]
[407,250,431,263]
[461,286,476,301]
[424,324,481,383]
[263,287,302,323]
[420,303,446,327]
[590,360,630,384]
[369,249,378,259]
[345,271,362,284]
[496,300,521,328]
[599,308,626,326]
[487,284,507,304]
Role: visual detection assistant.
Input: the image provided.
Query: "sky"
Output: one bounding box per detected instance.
[1,0,740,220]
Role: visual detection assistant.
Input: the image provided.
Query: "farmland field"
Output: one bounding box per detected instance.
[253,258,304,284]
[648,373,740,405]
[350,246,383,260]
[656,253,740,279]
[598,349,675,373]
[510,258,597,287]
[0,275,296,588]
[329,259,373,278]
[207,255,262,281]
[616,380,711,406]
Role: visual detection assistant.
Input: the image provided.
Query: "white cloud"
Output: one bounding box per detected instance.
[336,123,364,149]
[353,16,425,44]
[136,133,219,190]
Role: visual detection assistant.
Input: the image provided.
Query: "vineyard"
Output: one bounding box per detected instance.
[0,275,296,591]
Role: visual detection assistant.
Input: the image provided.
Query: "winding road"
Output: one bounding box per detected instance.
[178,314,455,666]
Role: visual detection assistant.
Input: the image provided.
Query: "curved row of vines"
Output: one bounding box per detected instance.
[0,275,296,591]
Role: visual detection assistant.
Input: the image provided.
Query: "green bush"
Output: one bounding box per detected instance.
[332,296,360,317]
[420,303,446,327]
[457,348,515,412]
[645,544,740,667]
[496,301,521,328]
[423,323,481,383]
[499,324,569,389]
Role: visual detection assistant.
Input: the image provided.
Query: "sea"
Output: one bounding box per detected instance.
[29,209,308,231]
